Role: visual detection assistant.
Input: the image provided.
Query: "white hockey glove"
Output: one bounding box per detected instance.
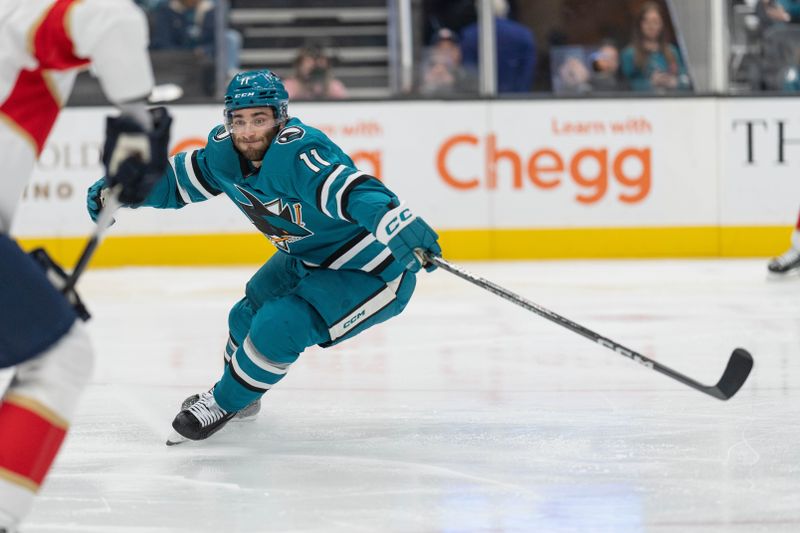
[102,106,172,205]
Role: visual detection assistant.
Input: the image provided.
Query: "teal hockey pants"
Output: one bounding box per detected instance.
[213,252,416,412]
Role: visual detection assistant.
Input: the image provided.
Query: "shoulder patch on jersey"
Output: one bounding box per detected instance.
[277,126,305,145]
[213,126,230,142]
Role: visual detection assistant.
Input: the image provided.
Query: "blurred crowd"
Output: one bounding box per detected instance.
[419,0,692,97]
[126,0,800,101]
[730,0,800,91]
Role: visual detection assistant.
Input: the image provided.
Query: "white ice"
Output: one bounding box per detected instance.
[7,259,800,533]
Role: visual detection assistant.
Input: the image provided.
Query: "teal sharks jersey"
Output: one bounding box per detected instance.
[138,117,406,281]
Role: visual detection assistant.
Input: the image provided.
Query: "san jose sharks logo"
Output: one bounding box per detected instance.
[235,186,313,252]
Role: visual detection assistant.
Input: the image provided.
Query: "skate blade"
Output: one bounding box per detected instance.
[166,430,189,446]
[767,270,800,281]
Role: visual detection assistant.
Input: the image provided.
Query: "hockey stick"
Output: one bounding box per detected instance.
[423,253,753,401]
[61,185,122,295]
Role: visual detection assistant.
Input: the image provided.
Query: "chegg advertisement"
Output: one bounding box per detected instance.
[11,99,797,262]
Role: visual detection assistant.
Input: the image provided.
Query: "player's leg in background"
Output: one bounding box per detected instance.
[768,209,800,274]
[0,236,94,530]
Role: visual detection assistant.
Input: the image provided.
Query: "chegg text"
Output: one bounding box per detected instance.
[436,134,651,204]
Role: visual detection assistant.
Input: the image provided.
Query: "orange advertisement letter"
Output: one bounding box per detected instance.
[527,149,563,189]
[614,148,651,203]
[486,133,522,189]
[437,134,479,190]
[570,148,608,204]
[170,137,207,156]
[351,150,382,181]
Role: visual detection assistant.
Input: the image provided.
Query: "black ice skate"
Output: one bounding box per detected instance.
[767,247,800,274]
[181,392,261,420]
[166,390,236,446]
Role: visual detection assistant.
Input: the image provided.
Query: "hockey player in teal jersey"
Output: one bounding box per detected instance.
[86,70,441,444]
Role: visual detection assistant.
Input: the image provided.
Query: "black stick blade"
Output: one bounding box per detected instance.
[706,348,754,400]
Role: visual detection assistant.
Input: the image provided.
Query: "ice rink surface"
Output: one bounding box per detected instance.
[8,259,800,533]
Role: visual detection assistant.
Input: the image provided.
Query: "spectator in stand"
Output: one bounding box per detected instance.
[781,46,800,90]
[419,28,477,95]
[150,0,241,78]
[757,0,800,27]
[589,40,627,92]
[423,0,476,38]
[284,45,348,100]
[430,27,463,66]
[134,0,165,11]
[620,1,690,92]
[460,0,537,93]
[756,0,800,90]
[554,52,592,94]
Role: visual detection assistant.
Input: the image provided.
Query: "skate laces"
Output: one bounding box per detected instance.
[186,390,229,427]
[774,248,800,267]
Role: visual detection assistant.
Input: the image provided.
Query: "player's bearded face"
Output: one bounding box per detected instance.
[229,107,279,162]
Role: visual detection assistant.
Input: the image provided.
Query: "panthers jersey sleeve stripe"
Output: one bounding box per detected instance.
[190,150,222,197]
[0,69,60,154]
[0,396,68,490]
[31,0,90,71]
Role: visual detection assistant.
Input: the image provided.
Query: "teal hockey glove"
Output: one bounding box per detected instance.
[86,178,111,223]
[375,203,441,273]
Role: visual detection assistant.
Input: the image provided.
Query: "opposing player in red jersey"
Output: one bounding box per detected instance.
[768,211,800,275]
[0,1,170,530]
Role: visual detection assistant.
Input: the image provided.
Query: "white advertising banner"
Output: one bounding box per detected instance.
[12,106,251,238]
[9,98,795,239]
[487,99,717,228]
[719,97,800,225]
